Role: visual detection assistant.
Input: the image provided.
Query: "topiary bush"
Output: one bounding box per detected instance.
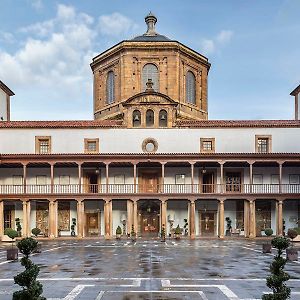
[287,228,297,241]
[116,226,122,237]
[4,228,18,249]
[13,237,45,300]
[264,228,273,237]
[262,236,291,300]
[31,228,41,237]
[293,227,300,235]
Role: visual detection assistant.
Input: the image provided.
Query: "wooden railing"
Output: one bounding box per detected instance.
[0,183,299,195]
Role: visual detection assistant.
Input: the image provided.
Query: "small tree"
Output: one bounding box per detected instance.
[225,217,232,236]
[130,225,136,241]
[31,228,41,237]
[13,237,46,300]
[287,228,297,246]
[262,236,291,300]
[4,228,18,249]
[15,218,22,237]
[71,218,76,236]
[183,219,188,236]
[161,224,166,242]
[116,226,122,239]
[265,228,273,237]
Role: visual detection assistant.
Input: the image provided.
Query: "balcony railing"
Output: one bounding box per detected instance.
[0,183,299,195]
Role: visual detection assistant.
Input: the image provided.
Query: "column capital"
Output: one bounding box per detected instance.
[247,160,255,166]
[218,161,225,166]
[105,162,111,166]
[249,199,255,204]
[278,200,283,205]
[22,163,28,167]
[277,161,284,166]
[218,198,225,204]
[190,199,195,204]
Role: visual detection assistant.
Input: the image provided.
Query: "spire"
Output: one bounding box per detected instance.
[144,12,157,36]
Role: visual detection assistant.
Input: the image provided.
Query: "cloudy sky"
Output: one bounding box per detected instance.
[0,0,299,120]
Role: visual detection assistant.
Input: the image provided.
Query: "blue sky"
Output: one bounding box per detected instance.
[0,0,299,120]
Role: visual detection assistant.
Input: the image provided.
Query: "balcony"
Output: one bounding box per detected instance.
[0,183,299,196]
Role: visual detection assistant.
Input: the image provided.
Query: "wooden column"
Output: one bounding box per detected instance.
[220,162,224,193]
[244,200,250,238]
[50,164,54,193]
[133,200,138,234]
[277,200,283,236]
[127,200,133,234]
[249,200,256,238]
[26,200,31,237]
[249,163,253,193]
[106,164,109,193]
[218,199,225,238]
[189,200,196,239]
[78,163,82,193]
[161,200,167,231]
[161,163,165,193]
[279,163,283,193]
[133,164,137,193]
[23,164,27,194]
[190,163,194,193]
[77,200,84,238]
[22,201,28,237]
[109,200,113,237]
[49,200,56,239]
[0,201,4,238]
[104,200,110,239]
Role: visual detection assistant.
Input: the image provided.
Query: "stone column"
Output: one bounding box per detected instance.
[189,200,196,239]
[133,200,138,234]
[244,200,250,238]
[22,200,28,237]
[127,200,133,234]
[276,200,283,236]
[0,200,4,238]
[218,199,225,238]
[161,200,167,232]
[104,200,110,239]
[77,200,84,238]
[249,200,256,238]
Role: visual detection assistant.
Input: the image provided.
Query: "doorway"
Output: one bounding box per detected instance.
[199,211,216,236]
[226,172,241,192]
[256,201,272,237]
[139,171,160,193]
[202,172,214,193]
[84,172,100,193]
[85,212,100,237]
[138,200,160,237]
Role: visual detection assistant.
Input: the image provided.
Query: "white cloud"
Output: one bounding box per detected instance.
[98,12,138,36]
[200,29,234,55]
[29,0,43,10]
[0,31,15,44]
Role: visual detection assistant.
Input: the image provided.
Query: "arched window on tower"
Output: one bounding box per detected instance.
[146,109,154,127]
[159,110,168,127]
[186,71,196,105]
[106,71,115,104]
[142,63,159,91]
[132,110,141,127]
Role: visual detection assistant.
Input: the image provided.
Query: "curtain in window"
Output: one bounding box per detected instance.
[106,71,115,104]
[142,64,159,91]
[186,71,196,104]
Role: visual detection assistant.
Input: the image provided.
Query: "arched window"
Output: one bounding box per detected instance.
[106,71,115,104]
[146,109,154,127]
[159,110,168,127]
[132,110,141,127]
[186,71,196,105]
[142,63,159,91]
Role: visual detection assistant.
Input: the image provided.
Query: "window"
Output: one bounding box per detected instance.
[84,138,99,153]
[114,174,125,184]
[186,71,196,104]
[12,175,23,185]
[159,110,168,127]
[175,174,185,185]
[35,136,51,154]
[36,175,47,185]
[255,135,272,153]
[142,138,158,153]
[59,176,70,185]
[253,174,263,184]
[289,175,300,184]
[106,71,115,104]
[200,138,215,153]
[142,63,159,91]
[132,110,141,127]
[146,109,154,127]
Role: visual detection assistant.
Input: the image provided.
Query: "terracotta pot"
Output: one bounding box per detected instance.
[7,248,18,261]
[286,248,298,261]
[116,234,121,240]
[262,243,272,253]
[175,234,180,240]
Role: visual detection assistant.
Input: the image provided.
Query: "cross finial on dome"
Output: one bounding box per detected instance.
[144,12,157,36]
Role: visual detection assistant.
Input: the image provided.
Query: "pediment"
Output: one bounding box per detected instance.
[123,91,178,107]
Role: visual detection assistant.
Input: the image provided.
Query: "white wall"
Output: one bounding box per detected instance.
[0,127,300,154]
[0,89,7,121]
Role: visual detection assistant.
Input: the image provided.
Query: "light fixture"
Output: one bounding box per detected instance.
[95,168,100,175]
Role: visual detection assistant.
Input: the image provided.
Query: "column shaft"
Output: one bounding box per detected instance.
[22,201,28,237]
[77,200,84,238]
[161,200,167,231]
[277,200,283,236]
[244,200,250,238]
[26,201,31,237]
[104,201,110,239]
[49,201,55,238]
[0,201,4,238]
[218,200,225,238]
[133,200,138,234]
[127,200,133,234]
[189,201,196,239]
[249,200,256,238]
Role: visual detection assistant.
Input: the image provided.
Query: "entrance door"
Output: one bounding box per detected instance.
[140,172,159,193]
[199,211,216,236]
[202,172,214,193]
[86,213,100,236]
[85,173,99,193]
[36,202,49,237]
[138,200,160,237]
[256,201,271,237]
[226,172,241,192]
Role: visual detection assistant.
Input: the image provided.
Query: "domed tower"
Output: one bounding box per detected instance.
[90,13,210,127]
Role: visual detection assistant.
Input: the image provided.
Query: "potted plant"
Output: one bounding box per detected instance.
[183,219,188,236]
[13,237,46,300]
[116,226,122,239]
[225,217,232,236]
[262,228,273,253]
[15,218,22,237]
[174,225,181,240]
[161,224,166,242]
[71,218,76,236]
[4,228,19,260]
[286,228,298,261]
[31,228,42,253]
[130,225,136,242]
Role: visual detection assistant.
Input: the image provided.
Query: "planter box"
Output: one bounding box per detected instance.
[262,243,272,253]
[293,235,300,242]
[1,235,16,243]
[7,248,18,261]
[286,248,298,261]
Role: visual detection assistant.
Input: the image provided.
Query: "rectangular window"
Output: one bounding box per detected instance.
[35,136,51,154]
[59,175,70,185]
[114,174,125,184]
[84,138,99,153]
[200,138,215,153]
[12,175,23,185]
[253,174,263,184]
[271,175,279,184]
[255,135,272,153]
[175,174,185,185]
[289,174,300,184]
[36,175,47,185]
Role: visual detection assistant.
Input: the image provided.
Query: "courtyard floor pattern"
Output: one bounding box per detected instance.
[0,239,299,299]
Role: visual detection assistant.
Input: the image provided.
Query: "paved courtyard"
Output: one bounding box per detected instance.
[0,239,299,299]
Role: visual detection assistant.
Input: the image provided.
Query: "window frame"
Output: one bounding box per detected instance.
[142,63,159,92]
[84,138,99,153]
[186,70,196,105]
[106,70,115,105]
[255,135,272,153]
[200,138,215,153]
[35,136,51,154]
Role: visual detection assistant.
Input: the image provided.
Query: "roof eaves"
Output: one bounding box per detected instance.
[0,80,14,96]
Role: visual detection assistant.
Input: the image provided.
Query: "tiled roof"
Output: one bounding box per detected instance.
[0,120,123,129]
[176,120,300,128]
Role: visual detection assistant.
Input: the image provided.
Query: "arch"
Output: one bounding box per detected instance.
[142,63,159,91]
[132,110,141,127]
[186,71,196,105]
[106,71,115,104]
[146,109,154,127]
[159,109,168,127]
